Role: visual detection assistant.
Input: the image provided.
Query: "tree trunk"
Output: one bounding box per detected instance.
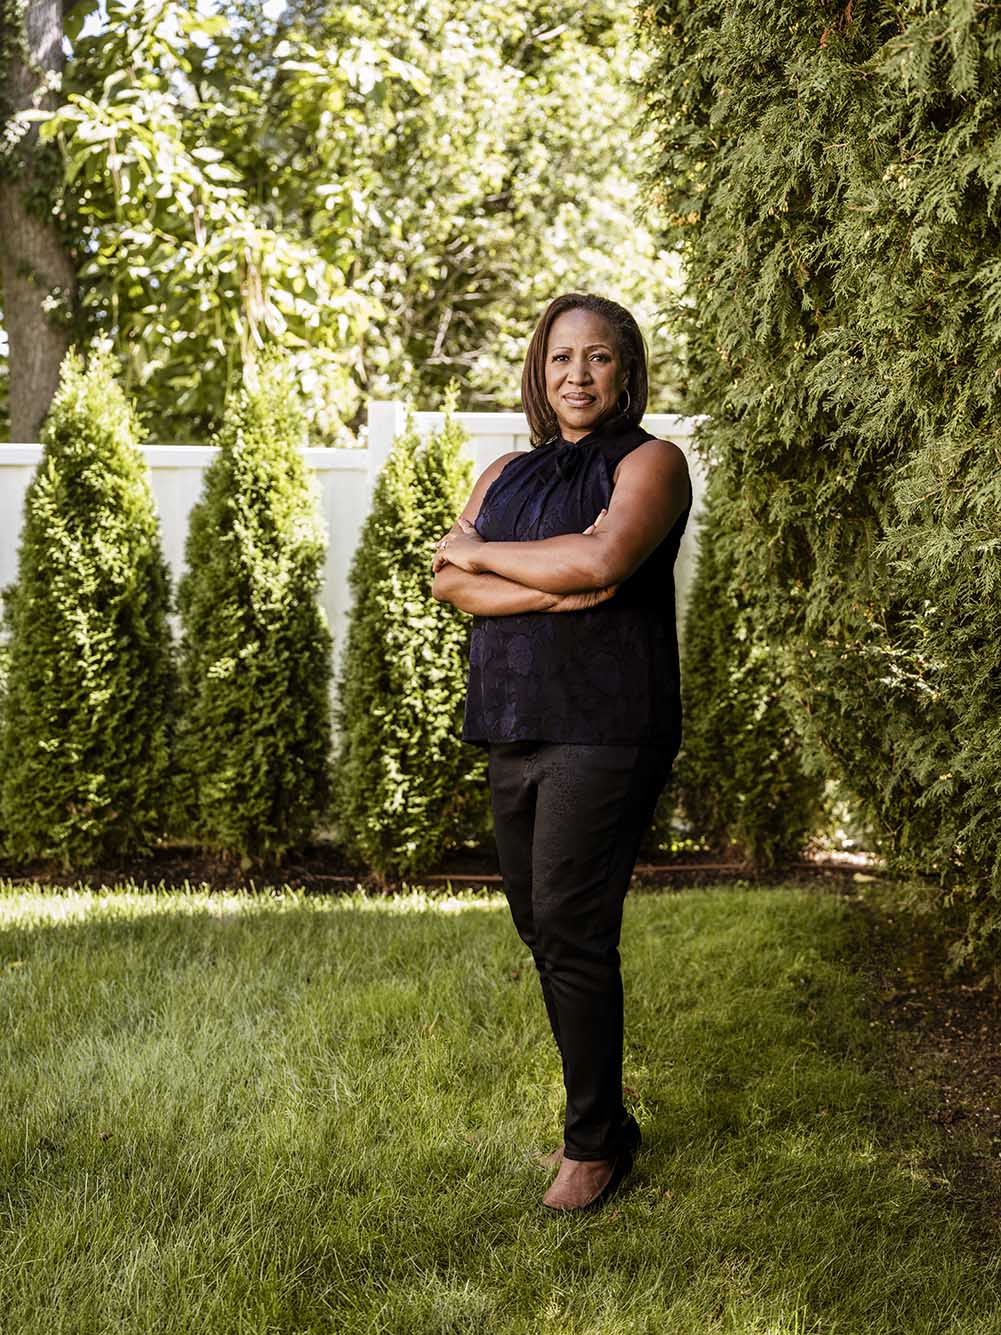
[0,0,77,441]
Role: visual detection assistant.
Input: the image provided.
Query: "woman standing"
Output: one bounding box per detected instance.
[431,293,692,1213]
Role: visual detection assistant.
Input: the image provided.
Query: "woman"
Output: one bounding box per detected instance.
[430,293,692,1213]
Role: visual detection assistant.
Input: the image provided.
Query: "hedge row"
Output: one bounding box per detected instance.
[641,0,1001,963]
[0,350,481,876]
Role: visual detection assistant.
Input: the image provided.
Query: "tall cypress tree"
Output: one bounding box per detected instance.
[640,0,1001,961]
[0,347,175,867]
[173,353,333,865]
[332,388,488,881]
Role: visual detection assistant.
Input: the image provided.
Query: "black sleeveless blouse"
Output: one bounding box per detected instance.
[461,415,693,750]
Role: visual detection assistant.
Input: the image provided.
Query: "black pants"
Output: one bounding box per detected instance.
[486,740,675,1162]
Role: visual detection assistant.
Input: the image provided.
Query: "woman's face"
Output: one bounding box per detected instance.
[544,308,629,442]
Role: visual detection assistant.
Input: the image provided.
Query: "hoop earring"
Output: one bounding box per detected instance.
[618,387,631,416]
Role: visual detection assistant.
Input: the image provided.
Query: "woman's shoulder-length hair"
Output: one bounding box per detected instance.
[520,293,650,448]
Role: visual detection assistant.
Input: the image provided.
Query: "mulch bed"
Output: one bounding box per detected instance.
[837,882,1001,1247]
[0,839,871,894]
[3,844,998,1237]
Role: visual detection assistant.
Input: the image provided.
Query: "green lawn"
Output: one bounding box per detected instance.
[0,880,997,1334]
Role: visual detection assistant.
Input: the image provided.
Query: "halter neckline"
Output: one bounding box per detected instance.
[553,411,633,478]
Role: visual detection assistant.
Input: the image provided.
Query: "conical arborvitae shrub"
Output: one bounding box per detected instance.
[0,347,175,868]
[673,474,823,870]
[332,387,488,881]
[173,353,333,866]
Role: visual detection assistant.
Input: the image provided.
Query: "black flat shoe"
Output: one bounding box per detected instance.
[541,1146,634,1214]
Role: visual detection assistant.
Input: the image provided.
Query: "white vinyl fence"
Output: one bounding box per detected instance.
[0,401,708,694]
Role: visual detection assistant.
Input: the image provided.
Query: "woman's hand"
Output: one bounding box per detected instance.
[432,512,483,571]
[432,535,482,574]
[582,508,607,537]
[456,515,483,541]
[431,515,484,574]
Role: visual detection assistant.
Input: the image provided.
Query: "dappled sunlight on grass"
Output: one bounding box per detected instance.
[0,881,508,931]
[0,881,997,1333]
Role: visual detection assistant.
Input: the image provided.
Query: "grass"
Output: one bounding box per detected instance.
[0,879,998,1335]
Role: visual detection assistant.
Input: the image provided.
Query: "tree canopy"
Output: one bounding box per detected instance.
[2,0,684,442]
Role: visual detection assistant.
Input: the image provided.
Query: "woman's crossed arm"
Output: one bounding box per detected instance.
[433,558,617,616]
[429,448,621,616]
[433,439,690,596]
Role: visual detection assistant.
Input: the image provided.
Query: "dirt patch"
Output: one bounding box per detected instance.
[836,882,1001,1244]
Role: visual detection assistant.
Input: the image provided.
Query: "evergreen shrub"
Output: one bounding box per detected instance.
[673,474,823,869]
[332,389,489,881]
[641,0,1001,963]
[173,353,333,865]
[0,347,175,867]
